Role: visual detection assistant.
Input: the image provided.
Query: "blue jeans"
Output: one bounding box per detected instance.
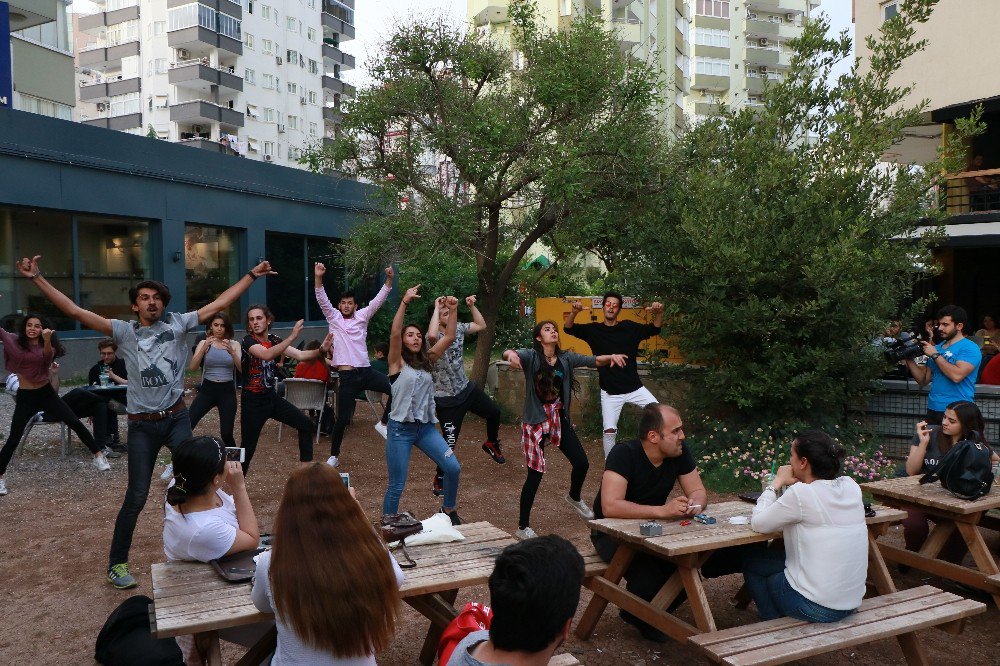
[108,410,193,567]
[742,544,855,622]
[383,419,460,514]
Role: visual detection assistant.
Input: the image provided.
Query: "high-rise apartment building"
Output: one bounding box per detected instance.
[686,0,820,122]
[469,0,690,134]
[74,0,354,169]
[4,0,76,119]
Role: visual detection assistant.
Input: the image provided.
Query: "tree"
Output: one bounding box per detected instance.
[302,0,666,382]
[622,0,980,422]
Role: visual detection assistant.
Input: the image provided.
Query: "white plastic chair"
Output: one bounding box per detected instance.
[279,378,328,447]
[2,389,70,458]
[363,389,385,420]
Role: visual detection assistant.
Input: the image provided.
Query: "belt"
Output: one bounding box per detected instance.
[128,398,186,422]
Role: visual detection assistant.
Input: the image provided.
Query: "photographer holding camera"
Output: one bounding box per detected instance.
[904,305,982,425]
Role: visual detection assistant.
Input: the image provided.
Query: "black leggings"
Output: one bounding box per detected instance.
[189,380,237,448]
[240,390,315,473]
[518,415,589,529]
[0,383,101,475]
[436,382,502,447]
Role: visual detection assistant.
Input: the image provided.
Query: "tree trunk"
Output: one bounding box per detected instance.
[470,288,501,386]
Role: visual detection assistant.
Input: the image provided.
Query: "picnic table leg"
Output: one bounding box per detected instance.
[954,521,1000,606]
[867,528,898,595]
[919,521,956,558]
[677,557,715,633]
[413,589,459,666]
[194,631,223,666]
[575,542,636,640]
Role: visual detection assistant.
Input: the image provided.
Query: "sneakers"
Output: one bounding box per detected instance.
[160,463,173,481]
[432,471,444,497]
[620,610,668,643]
[29,412,45,425]
[326,455,339,468]
[565,495,595,520]
[515,527,539,540]
[0,478,7,496]
[373,422,388,439]
[442,508,463,526]
[93,452,111,471]
[482,440,506,464]
[102,446,122,459]
[108,563,138,590]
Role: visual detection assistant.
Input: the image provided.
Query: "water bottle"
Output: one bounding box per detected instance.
[99,366,110,387]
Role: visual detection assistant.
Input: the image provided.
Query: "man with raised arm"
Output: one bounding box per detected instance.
[563,292,664,457]
[16,254,275,590]
[314,262,394,467]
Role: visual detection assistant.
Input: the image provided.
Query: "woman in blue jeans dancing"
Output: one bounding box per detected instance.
[383,286,462,524]
[744,429,868,622]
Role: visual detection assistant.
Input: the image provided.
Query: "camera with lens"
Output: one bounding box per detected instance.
[884,331,924,363]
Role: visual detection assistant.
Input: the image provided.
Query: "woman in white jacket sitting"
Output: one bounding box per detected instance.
[744,429,868,623]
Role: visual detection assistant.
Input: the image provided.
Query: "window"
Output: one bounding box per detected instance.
[245,67,256,84]
[263,140,274,156]
[110,92,140,116]
[307,27,316,42]
[560,0,572,16]
[261,38,272,54]
[308,0,315,8]
[696,0,729,18]
[288,115,299,130]
[308,90,317,104]
[106,19,138,46]
[261,73,273,89]
[287,81,297,93]
[121,55,140,78]
[289,146,299,159]
[264,234,349,323]
[244,32,254,49]
[286,16,298,32]
[154,58,168,74]
[264,107,274,122]
[308,59,318,75]
[261,4,271,20]
[184,225,241,320]
[246,0,253,14]
[287,49,299,65]
[882,2,898,21]
[309,121,317,136]
[694,57,729,76]
[154,21,166,36]
[218,13,241,40]
[695,28,729,48]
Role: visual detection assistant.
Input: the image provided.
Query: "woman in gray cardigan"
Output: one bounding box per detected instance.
[503,320,626,540]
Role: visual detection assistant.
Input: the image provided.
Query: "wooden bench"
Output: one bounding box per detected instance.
[688,585,985,665]
[579,546,608,580]
[988,573,1000,590]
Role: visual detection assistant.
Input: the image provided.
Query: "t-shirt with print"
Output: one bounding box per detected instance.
[163,487,238,562]
[909,425,949,475]
[241,333,283,394]
[111,311,200,414]
[593,439,696,520]
[564,320,660,394]
[433,322,472,403]
[927,336,982,411]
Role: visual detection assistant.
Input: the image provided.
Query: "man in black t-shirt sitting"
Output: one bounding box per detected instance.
[591,403,745,643]
[564,292,663,458]
[57,338,129,454]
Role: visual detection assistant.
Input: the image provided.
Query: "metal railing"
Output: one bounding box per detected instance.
[942,169,1000,215]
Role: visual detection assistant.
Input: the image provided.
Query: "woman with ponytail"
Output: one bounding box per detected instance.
[743,429,868,623]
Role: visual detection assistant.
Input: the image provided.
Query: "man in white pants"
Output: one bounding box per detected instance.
[563,292,663,457]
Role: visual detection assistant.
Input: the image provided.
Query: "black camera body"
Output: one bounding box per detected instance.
[884,331,924,363]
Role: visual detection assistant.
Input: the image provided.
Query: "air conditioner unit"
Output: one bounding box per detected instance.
[96,102,107,112]
[785,13,796,22]
[300,96,306,104]
[758,38,768,47]
[264,154,273,161]
[277,123,286,133]
[747,12,757,20]
[192,124,204,133]
[759,66,768,73]
[276,56,283,65]
[177,49,190,59]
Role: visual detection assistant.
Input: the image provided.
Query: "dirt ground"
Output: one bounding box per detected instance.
[1,392,998,665]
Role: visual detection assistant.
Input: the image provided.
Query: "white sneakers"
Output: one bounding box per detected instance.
[160,463,174,480]
[0,478,7,495]
[373,422,388,439]
[93,452,111,472]
[565,495,595,520]
[326,455,339,468]
[515,527,539,540]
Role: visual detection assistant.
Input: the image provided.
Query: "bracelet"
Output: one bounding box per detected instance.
[246,270,258,281]
[28,270,41,279]
[764,485,777,494]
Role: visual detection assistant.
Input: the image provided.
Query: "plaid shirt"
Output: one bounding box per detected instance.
[521,400,562,473]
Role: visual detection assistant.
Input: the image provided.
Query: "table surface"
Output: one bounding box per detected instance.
[589,500,906,558]
[151,521,514,639]
[861,475,1000,514]
[87,384,127,392]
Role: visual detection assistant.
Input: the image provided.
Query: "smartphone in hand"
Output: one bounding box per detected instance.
[225,447,246,463]
[339,472,350,488]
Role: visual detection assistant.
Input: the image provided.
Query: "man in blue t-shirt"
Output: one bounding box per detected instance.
[904,304,982,424]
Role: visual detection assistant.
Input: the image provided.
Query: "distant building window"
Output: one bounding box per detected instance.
[262,38,272,54]
[262,73,274,89]
[261,5,271,20]
[245,68,256,84]
[287,49,299,65]
[184,224,242,322]
[264,108,274,122]
[695,27,728,47]
[287,81,297,93]
[288,115,299,130]
[244,32,254,49]
[308,59,318,75]
[694,56,729,76]
[263,140,274,156]
[307,27,317,42]
[882,3,898,21]
[287,16,298,32]
[308,90,318,104]
[310,121,318,136]
[696,0,729,18]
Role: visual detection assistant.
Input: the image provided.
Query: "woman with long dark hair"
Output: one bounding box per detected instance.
[502,320,626,540]
[188,312,241,447]
[0,314,109,494]
[904,401,999,562]
[383,286,461,523]
[252,463,403,664]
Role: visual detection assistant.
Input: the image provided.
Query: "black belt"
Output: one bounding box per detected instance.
[127,398,185,422]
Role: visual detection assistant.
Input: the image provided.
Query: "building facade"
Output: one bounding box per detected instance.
[686,0,820,123]
[4,0,76,119]
[73,0,354,169]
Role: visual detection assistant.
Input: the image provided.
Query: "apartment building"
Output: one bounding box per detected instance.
[468,0,690,134]
[74,0,354,169]
[686,0,820,122]
[4,0,75,119]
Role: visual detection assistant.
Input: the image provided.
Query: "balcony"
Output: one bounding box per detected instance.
[81,113,142,131]
[168,26,243,57]
[322,43,356,71]
[745,45,780,67]
[469,0,507,26]
[321,7,356,40]
[166,0,241,18]
[695,101,722,116]
[323,106,344,124]
[78,5,140,35]
[177,137,239,156]
[746,0,804,13]
[7,0,58,30]
[943,170,1000,217]
[612,17,641,48]
[170,100,244,129]
[169,61,243,93]
[690,73,730,92]
[79,76,141,102]
[694,44,730,60]
[322,76,355,97]
[746,17,802,40]
[78,41,140,70]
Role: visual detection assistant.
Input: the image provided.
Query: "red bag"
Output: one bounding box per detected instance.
[436,602,493,665]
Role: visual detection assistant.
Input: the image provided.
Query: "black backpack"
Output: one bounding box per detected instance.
[919,438,996,501]
[94,595,183,666]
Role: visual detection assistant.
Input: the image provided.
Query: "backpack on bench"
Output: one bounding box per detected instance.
[95,595,183,666]
[919,437,995,501]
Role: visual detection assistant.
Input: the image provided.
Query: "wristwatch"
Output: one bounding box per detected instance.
[930,352,942,361]
[764,485,777,494]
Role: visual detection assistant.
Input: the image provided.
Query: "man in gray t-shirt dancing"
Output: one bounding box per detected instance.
[17,254,274,589]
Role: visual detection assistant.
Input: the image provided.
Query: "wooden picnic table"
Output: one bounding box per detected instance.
[575,500,907,645]
[861,475,1000,606]
[150,521,515,666]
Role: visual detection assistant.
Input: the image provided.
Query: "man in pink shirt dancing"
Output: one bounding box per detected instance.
[315,262,394,467]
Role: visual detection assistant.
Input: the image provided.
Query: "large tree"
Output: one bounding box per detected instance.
[304,0,666,382]
[622,0,980,422]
